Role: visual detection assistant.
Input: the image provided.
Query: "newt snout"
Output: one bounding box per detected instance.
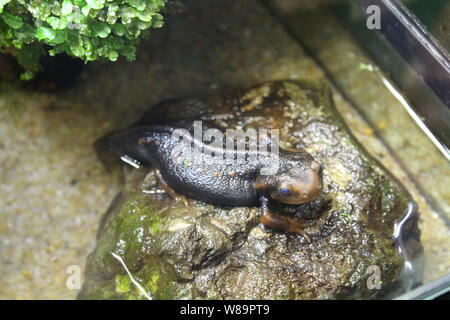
[269,160,323,205]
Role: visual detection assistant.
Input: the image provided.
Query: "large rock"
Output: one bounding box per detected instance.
[79,81,422,299]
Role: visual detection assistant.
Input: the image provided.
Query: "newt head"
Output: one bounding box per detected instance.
[256,158,323,205]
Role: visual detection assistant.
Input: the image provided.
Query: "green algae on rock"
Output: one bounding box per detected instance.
[79,81,422,300]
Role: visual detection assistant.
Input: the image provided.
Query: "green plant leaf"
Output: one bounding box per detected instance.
[0,0,11,14]
[61,0,74,16]
[152,14,164,28]
[16,44,45,79]
[86,0,105,10]
[52,30,67,44]
[108,50,118,61]
[14,23,35,43]
[92,21,111,38]
[47,17,67,30]
[35,26,57,41]
[2,12,23,29]
[127,0,146,11]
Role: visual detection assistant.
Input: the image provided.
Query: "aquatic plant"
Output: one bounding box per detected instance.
[0,0,168,79]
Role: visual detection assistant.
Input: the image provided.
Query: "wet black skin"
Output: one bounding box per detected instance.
[96,121,323,241]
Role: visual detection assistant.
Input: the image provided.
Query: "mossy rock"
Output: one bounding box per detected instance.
[79,80,423,300]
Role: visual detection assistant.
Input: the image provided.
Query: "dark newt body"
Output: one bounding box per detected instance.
[97,121,323,241]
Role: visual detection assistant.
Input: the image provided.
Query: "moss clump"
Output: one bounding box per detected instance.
[0,0,169,79]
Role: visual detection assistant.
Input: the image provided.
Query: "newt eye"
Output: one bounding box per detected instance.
[278,188,292,197]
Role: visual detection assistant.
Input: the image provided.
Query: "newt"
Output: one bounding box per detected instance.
[96,120,323,242]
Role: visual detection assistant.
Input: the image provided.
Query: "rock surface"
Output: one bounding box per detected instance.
[79,81,422,300]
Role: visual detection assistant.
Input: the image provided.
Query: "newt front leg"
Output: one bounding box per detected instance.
[259,196,311,243]
[154,169,190,206]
